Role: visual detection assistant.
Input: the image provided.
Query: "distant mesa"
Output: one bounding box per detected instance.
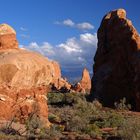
[90,8,140,111]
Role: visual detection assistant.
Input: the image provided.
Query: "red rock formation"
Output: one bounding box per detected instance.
[0,85,50,127]
[90,9,140,110]
[73,82,85,93]
[0,24,54,126]
[50,61,71,92]
[0,24,18,49]
[51,61,61,89]
[73,68,91,94]
[51,61,61,79]
[80,68,91,93]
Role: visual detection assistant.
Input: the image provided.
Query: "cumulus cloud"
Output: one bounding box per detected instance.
[55,19,94,31]
[21,33,97,81]
[77,22,94,30]
[63,19,75,27]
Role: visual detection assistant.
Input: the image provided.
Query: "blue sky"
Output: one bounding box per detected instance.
[0,0,140,82]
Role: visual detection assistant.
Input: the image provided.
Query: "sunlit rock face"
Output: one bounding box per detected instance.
[0,23,59,126]
[90,9,140,111]
[73,68,91,94]
[0,24,18,49]
[80,68,91,93]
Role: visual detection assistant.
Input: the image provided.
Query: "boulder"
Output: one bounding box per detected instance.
[90,9,140,110]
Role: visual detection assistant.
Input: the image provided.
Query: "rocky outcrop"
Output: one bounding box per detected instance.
[72,82,85,93]
[73,68,91,94]
[80,68,91,93]
[0,49,54,89]
[49,61,71,92]
[0,24,18,49]
[90,9,140,110]
[0,23,54,126]
[0,85,49,127]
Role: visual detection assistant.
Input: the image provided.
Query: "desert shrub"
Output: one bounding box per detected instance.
[0,116,24,139]
[76,134,91,140]
[25,102,48,139]
[44,125,63,139]
[61,95,101,138]
[48,113,61,123]
[86,124,102,138]
[48,92,140,139]
[0,133,23,140]
[25,113,43,138]
[48,92,88,106]
[94,111,124,128]
[117,118,140,140]
[114,97,131,111]
[67,115,88,132]
[48,92,64,105]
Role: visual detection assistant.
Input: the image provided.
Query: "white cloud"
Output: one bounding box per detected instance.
[80,33,97,44]
[55,19,94,31]
[77,22,94,30]
[63,19,75,27]
[21,33,97,81]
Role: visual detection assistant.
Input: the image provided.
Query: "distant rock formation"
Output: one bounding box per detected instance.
[49,61,71,92]
[90,9,140,110]
[0,23,57,126]
[80,68,91,93]
[73,68,91,94]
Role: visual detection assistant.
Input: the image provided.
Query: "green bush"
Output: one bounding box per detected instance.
[86,124,102,138]
[47,92,140,140]
[117,118,140,140]
[48,92,64,104]
[48,113,61,123]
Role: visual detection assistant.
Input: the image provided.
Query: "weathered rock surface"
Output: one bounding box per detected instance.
[0,49,54,89]
[90,9,140,110]
[0,24,18,49]
[49,61,71,92]
[0,24,54,126]
[51,61,61,80]
[0,85,49,127]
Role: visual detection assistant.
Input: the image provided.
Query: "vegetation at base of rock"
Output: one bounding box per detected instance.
[0,92,139,140]
[114,97,131,111]
[47,92,140,140]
